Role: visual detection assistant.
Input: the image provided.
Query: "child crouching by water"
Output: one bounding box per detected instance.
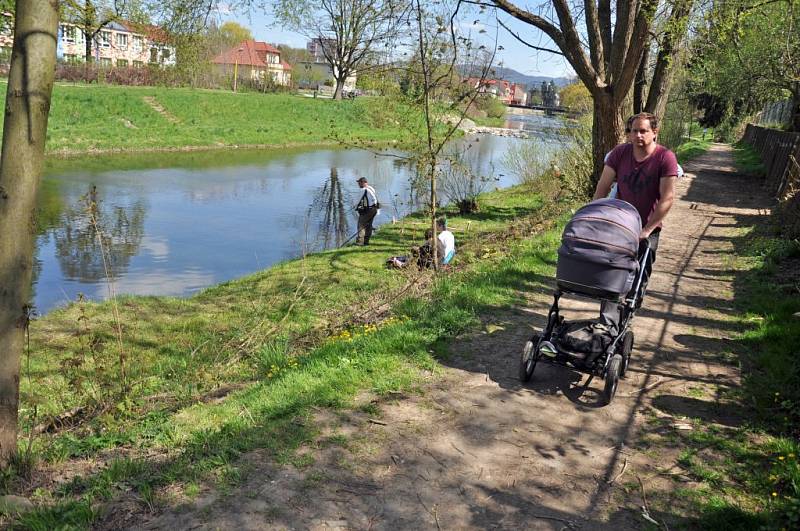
[387,219,455,269]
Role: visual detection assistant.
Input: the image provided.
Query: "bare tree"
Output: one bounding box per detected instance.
[273,0,407,99]
[491,0,695,183]
[398,0,495,268]
[0,0,59,467]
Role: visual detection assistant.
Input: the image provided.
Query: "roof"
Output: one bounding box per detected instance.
[280,61,293,70]
[212,40,287,68]
[254,41,281,54]
[213,41,266,67]
[120,21,172,44]
[465,77,511,88]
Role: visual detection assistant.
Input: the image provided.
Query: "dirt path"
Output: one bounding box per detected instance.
[136,144,760,530]
[142,96,181,124]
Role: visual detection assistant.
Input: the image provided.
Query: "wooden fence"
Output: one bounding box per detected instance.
[742,124,800,239]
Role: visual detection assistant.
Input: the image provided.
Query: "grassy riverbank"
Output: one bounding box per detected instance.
[3,180,573,527]
[0,83,416,155]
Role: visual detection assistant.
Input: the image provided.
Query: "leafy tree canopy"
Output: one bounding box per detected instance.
[217,20,253,47]
[689,0,800,131]
[559,81,591,113]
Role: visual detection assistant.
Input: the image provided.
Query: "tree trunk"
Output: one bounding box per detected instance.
[429,158,438,270]
[333,77,345,100]
[645,1,693,119]
[0,0,59,467]
[633,40,650,114]
[84,30,93,63]
[591,92,625,186]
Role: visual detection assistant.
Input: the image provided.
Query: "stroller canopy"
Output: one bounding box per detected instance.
[557,198,642,296]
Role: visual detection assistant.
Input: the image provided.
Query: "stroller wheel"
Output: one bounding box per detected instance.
[619,331,634,379]
[602,354,622,405]
[519,334,541,383]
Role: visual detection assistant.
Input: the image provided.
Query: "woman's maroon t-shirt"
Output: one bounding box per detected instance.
[606,143,679,227]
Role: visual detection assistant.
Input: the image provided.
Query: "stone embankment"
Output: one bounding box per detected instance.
[443,114,531,138]
[464,125,530,138]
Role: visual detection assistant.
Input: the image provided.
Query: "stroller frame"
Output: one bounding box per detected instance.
[519,240,653,405]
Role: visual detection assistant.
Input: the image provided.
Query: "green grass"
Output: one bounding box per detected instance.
[0,83,417,154]
[3,181,571,528]
[658,221,800,530]
[732,141,766,177]
[674,136,713,164]
[471,115,507,127]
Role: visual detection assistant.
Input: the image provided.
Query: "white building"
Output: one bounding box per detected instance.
[57,21,175,67]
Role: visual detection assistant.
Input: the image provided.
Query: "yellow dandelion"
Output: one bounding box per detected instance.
[772,492,778,497]
[778,456,785,461]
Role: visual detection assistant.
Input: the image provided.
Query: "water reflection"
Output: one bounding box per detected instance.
[52,185,146,282]
[307,167,352,250]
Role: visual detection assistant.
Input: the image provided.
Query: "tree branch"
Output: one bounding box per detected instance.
[495,17,563,55]
[584,0,605,78]
[492,0,598,88]
[609,0,639,83]
[599,0,612,61]
[615,0,659,104]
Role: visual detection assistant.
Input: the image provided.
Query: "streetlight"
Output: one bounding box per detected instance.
[233,47,243,92]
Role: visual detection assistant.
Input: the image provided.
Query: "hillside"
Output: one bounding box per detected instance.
[0,83,415,155]
[489,66,572,89]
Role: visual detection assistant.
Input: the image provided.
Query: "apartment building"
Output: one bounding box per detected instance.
[56,20,175,67]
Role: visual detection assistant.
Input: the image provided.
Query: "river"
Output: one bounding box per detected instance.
[32,113,566,313]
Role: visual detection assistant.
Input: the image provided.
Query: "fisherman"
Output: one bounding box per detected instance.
[355,177,379,246]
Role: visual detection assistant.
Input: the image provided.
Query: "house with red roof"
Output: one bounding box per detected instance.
[464,77,527,106]
[211,40,292,87]
[465,77,512,104]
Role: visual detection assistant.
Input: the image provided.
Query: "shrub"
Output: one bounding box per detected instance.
[438,152,492,214]
[504,116,593,202]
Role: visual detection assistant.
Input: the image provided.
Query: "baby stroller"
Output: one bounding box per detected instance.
[519,198,653,405]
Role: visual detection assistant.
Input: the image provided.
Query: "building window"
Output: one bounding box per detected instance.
[132,35,143,52]
[63,54,81,64]
[149,47,158,63]
[61,25,77,43]
[99,31,111,48]
[99,57,112,67]
[161,48,171,62]
[116,58,128,67]
[116,33,128,49]
[133,60,144,67]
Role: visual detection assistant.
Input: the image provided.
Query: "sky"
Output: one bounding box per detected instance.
[219,4,576,80]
